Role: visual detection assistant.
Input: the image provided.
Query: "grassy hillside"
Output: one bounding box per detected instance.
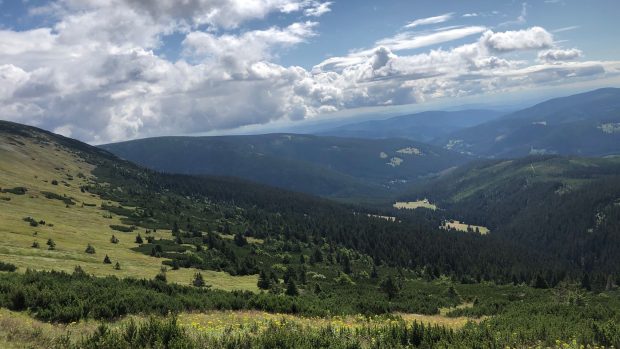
[1,120,620,348]
[2,272,619,348]
[100,134,468,199]
[0,307,478,348]
[0,119,546,305]
[436,88,620,157]
[0,123,258,291]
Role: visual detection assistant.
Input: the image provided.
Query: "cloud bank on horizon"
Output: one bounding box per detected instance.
[0,0,619,143]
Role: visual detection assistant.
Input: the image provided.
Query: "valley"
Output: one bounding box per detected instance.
[101,88,620,204]
[1,0,620,346]
[100,134,469,200]
[1,88,620,348]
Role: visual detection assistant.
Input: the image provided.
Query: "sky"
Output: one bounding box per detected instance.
[0,0,619,144]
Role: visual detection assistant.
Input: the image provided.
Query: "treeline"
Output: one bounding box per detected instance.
[4,121,614,286]
[406,156,620,276]
[86,155,569,285]
[45,305,620,348]
[2,269,619,348]
[0,270,459,323]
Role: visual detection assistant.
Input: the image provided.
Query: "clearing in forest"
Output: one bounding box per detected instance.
[441,220,490,235]
[393,199,437,210]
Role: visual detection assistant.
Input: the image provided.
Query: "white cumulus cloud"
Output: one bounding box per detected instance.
[0,1,618,144]
[538,48,583,63]
[481,26,553,52]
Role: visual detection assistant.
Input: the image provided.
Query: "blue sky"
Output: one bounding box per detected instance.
[278,0,620,68]
[0,0,619,143]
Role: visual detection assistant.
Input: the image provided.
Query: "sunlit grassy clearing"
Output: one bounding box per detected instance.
[0,306,479,348]
[177,309,478,334]
[438,302,474,316]
[0,307,102,348]
[0,135,257,292]
[441,220,490,235]
[367,214,396,221]
[220,233,265,244]
[393,199,437,210]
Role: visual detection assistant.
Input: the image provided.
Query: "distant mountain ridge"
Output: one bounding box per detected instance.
[101,134,468,199]
[435,88,620,157]
[317,109,504,142]
[316,88,620,158]
[100,87,620,200]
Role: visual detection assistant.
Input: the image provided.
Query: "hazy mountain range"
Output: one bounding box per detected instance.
[101,134,468,200]
[102,88,620,199]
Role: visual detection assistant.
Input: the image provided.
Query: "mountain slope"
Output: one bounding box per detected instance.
[4,120,620,349]
[0,120,566,283]
[0,121,259,290]
[437,88,620,157]
[101,134,469,199]
[318,109,504,142]
[403,155,620,271]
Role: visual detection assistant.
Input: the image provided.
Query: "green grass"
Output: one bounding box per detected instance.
[0,307,478,349]
[0,134,257,292]
[441,220,490,235]
[393,199,437,210]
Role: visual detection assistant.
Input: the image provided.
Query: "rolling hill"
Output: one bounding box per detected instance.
[317,109,504,142]
[2,119,620,348]
[0,119,551,284]
[436,88,620,157]
[0,120,259,290]
[100,134,469,199]
[402,155,620,271]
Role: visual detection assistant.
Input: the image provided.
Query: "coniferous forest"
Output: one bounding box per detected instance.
[1,116,620,348]
[2,0,620,347]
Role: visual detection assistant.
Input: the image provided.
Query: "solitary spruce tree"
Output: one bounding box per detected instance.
[257,270,271,290]
[341,254,352,275]
[155,271,167,283]
[85,244,96,254]
[581,273,592,291]
[313,283,322,294]
[192,272,205,287]
[285,279,299,296]
[234,232,247,247]
[533,274,549,289]
[73,265,86,276]
[380,276,400,300]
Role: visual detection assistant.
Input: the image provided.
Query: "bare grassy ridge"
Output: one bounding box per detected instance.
[0,133,257,291]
